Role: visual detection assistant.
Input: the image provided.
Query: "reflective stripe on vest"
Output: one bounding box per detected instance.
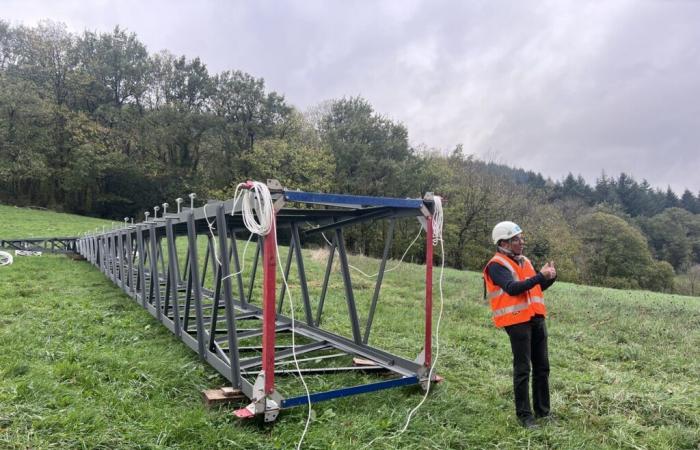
[531,296,544,305]
[489,255,520,281]
[492,302,530,317]
[486,288,504,300]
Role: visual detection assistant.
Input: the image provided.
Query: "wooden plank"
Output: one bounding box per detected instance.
[201,387,247,407]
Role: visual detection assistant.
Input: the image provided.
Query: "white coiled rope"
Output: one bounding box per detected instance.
[233,180,312,450]
[0,251,13,266]
[237,181,274,236]
[432,195,443,246]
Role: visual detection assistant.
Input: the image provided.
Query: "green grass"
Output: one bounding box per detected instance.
[0,204,111,239]
[1,208,699,449]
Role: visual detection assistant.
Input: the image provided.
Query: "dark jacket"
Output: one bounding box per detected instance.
[486,254,556,296]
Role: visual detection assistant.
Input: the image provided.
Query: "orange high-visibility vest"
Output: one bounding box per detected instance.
[483,253,546,328]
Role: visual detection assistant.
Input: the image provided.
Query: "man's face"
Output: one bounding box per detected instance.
[503,234,525,255]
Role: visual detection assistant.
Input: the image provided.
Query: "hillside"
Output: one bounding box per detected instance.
[0,208,699,449]
[0,204,111,239]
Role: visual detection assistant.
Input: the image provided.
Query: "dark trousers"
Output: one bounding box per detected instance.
[505,316,550,420]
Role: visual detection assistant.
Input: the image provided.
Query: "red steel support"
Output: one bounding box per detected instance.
[424,216,433,368]
[262,213,277,394]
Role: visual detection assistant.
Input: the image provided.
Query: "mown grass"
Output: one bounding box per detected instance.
[1,207,699,449]
[0,204,112,239]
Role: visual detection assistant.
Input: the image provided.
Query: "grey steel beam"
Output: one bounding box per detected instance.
[148,223,163,320]
[363,218,395,344]
[136,226,147,307]
[228,228,247,306]
[291,222,314,325]
[216,204,241,387]
[246,238,261,304]
[315,233,336,326]
[335,228,362,344]
[186,212,208,360]
[277,236,294,314]
[165,219,183,337]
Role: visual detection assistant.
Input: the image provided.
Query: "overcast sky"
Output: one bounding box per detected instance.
[4,0,700,194]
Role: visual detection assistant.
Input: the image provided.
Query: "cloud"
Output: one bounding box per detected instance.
[3,0,700,193]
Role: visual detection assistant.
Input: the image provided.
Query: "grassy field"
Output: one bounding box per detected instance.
[1,206,699,449]
[0,205,112,239]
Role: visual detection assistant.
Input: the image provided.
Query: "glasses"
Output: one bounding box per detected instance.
[509,235,524,243]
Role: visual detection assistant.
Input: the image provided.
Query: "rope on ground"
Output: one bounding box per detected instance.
[0,250,13,266]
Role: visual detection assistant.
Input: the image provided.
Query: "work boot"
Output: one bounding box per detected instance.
[537,414,557,425]
[519,416,539,429]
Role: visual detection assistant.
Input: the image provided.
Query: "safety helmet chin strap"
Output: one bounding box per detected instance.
[497,245,524,262]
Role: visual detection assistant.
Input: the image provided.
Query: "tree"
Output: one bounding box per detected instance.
[643,260,675,292]
[418,148,512,269]
[144,53,216,176]
[320,97,414,198]
[594,171,619,205]
[556,173,593,204]
[680,189,698,214]
[0,20,19,70]
[576,212,659,289]
[664,187,680,209]
[242,137,335,193]
[639,208,699,271]
[687,265,700,296]
[203,69,292,186]
[78,27,150,110]
[0,73,52,203]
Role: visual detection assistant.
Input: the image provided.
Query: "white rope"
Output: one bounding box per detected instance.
[0,251,13,266]
[363,195,445,448]
[432,195,443,246]
[236,181,274,236]
[202,199,255,282]
[235,180,312,450]
[274,228,312,450]
[318,227,423,279]
[203,203,222,267]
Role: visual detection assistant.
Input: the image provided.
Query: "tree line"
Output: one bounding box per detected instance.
[2,21,699,296]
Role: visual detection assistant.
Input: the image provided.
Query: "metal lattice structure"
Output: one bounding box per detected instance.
[74,182,438,421]
[1,237,77,253]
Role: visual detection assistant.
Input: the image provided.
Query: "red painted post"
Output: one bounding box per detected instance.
[424,216,433,368]
[262,213,277,394]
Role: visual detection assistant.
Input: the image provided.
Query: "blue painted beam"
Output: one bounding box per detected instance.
[281,376,419,408]
[284,191,425,210]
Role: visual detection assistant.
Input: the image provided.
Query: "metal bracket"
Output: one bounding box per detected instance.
[234,372,282,422]
[420,191,434,218]
[266,179,284,192]
[414,349,431,391]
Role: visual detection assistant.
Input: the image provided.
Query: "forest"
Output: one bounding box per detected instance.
[1,21,699,296]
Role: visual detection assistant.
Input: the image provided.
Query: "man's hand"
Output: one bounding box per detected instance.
[540,261,557,280]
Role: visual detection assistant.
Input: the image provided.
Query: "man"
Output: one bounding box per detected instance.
[483,221,557,429]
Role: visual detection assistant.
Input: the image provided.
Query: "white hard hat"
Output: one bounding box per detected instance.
[492,221,522,245]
